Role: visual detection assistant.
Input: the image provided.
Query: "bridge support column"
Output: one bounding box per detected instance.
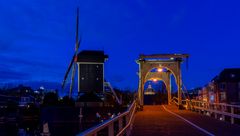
[177,60,183,109]
[138,62,144,107]
[166,71,171,105]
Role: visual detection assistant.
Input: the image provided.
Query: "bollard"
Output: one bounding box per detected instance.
[231,107,234,124]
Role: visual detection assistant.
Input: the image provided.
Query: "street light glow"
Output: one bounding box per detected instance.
[153,78,157,82]
[157,68,163,72]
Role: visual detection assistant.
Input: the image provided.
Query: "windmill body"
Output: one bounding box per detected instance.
[77,50,108,94]
[62,8,112,101]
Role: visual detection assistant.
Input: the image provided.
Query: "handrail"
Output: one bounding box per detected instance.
[104,82,122,105]
[116,102,136,136]
[171,97,179,106]
[77,100,136,136]
[185,99,240,124]
[189,99,240,108]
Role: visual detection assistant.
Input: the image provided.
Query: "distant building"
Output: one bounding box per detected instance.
[0,85,36,107]
[213,68,240,104]
[144,84,156,95]
[19,95,35,107]
[198,84,214,103]
[198,68,240,104]
[77,50,108,93]
[186,87,202,100]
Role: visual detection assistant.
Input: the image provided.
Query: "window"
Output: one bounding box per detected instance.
[219,83,226,90]
[220,92,226,101]
[209,95,214,103]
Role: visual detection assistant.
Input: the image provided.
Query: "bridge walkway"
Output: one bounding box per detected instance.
[131,105,240,136]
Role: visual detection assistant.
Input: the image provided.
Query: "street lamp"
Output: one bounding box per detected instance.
[157,68,163,72]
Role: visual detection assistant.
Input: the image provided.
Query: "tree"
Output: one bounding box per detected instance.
[59,96,75,106]
[6,100,18,113]
[42,92,58,106]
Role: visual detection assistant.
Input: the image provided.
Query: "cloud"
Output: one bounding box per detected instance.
[0,53,65,82]
[0,40,10,51]
[0,67,30,81]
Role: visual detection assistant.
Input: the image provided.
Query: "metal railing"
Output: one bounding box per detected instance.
[185,99,240,124]
[77,101,136,136]
[104,82,122,105]
[171,97,179,106]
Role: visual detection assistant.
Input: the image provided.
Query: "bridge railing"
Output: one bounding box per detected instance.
[171,97,179,106]
[77,100,136,136]
[185,99,240,124]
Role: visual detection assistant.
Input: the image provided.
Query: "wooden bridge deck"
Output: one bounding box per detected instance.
[131,105,240,136]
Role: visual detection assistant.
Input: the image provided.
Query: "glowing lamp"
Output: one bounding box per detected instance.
[153,79,157,82]
[157,68,163,72]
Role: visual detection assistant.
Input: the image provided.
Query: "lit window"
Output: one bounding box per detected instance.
[220,92,226,101]
[210,95,214,103]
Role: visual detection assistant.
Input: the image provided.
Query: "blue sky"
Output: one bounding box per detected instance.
[0,0,240,91]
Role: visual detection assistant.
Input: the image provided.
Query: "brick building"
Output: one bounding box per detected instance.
[199,68,240,104]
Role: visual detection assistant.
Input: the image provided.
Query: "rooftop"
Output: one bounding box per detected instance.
[77,50,108,63]
[213,68,240,82]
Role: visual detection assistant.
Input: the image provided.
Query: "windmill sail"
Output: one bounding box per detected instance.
[62,7,81,98]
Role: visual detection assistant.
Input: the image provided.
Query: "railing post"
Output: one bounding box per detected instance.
[214,105,217,119]
[221,105,225,121]
[108,122,114,136]
[231,107,234,124]
[198,102,201,114]
[209,103,212,110]
[192,101,196,111]
[186,100,190,110]
[118,117,123,133]
[125,109,134,136]
[126,120,132,136]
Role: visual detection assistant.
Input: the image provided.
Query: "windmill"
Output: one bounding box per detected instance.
[62,8,81,98]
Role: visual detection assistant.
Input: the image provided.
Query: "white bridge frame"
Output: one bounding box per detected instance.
[177,98,240,124]
[77,101,136,136]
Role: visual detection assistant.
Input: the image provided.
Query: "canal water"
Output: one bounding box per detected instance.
[0,106,126,136]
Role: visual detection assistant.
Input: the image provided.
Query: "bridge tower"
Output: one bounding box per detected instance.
[136,54,189,109]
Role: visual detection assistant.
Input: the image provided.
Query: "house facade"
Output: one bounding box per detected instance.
[198,68,240,104]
